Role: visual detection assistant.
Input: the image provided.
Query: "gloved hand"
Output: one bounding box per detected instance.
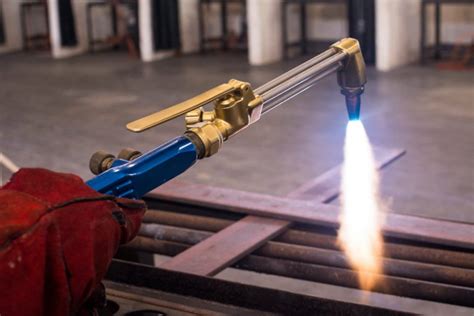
[0,168,146,316]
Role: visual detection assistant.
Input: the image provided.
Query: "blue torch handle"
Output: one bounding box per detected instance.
[86,136,198,199]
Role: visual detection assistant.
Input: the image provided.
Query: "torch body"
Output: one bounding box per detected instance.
[88,38,367,199]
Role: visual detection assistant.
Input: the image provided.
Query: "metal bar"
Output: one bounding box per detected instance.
[124,239,474,307]
[150,181,474,249]
[420,0,427,63]
[257,241,474,288]
[87,4,93,51]
[281,1,288,59]
[435,0,441,59]
[221,0,228,50]
[160,216,289,275]
[286,147,406,201]
[141,212,474,269]
[277,229,474,270]
[44,2,50,50]
[111,2,119,50]
[254,48,337,95]
[143,209,234,231]
[237,256,474,308]
[140,223,211,244]
[136,227,474,287]
[150,148,406,275]
[21,4,28,51]
[107,260,409,315]
[300,1,307,55]
[199,0,205,52]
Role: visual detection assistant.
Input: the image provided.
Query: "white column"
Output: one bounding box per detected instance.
[0,1,28,53]
[375,0,421,71]
[178,0,200,54]
[138,0,153,61]
[247,0,283,66]
[139,0,176,62]
[47,0,90,58]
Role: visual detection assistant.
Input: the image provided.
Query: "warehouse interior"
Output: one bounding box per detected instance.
[0,1,473,315]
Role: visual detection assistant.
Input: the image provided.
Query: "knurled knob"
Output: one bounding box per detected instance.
[117,148,142,161]
[89,151,115,175]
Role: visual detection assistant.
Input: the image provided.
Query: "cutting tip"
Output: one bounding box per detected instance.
[345,94,361,121]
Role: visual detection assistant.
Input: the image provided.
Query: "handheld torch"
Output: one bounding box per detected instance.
[86,38,366,199]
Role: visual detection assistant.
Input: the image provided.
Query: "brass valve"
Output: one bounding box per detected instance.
[126,79,263,158]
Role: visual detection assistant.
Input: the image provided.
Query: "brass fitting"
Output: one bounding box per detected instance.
[331,38,367,120]
[184,80,262,157]
[126,79,263,158]
[331,38,367,93]
[188,123,223,157]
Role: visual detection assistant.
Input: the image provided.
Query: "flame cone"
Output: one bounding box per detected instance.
[338,120,385,291]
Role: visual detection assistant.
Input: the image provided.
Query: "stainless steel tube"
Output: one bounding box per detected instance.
[261,63,341,115]
[260,51,345,103]
[254,48,338,95]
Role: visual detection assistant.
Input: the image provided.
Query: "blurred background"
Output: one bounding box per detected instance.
[1,0,472,66]
[0,0,473,222]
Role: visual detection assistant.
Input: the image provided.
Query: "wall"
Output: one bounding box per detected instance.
[3,1,470,65]
[87,3,113,46]
[247,1,347,65]
[0,1,22,53]
[220,1,473,69]
[178,0,199,53]
[139,0,177,62]
[0,0,48,54]
[425,3,474,45]
[48,0,96,58]
[376,0,421,71]
[376,0,473,71]
[247,0,282,65]
[285,2,347,43]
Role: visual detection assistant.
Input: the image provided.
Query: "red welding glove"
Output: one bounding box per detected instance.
[0,168,146,316]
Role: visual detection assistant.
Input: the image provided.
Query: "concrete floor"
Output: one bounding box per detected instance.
[1,51,473,223]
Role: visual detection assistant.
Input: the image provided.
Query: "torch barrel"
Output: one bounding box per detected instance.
[254,38,366,120]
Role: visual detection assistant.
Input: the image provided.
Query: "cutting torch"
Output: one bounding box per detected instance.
[86,38,366,199]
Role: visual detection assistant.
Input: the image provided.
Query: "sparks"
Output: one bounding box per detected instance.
[338,120,385,291]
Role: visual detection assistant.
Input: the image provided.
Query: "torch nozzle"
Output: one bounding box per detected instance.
[331,38,366,121]
[344,92,361,121]
[342,87,363,121]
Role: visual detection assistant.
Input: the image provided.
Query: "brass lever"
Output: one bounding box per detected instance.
[126,83,235,132]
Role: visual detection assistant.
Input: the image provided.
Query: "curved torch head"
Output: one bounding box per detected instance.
[331,38,367,120]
